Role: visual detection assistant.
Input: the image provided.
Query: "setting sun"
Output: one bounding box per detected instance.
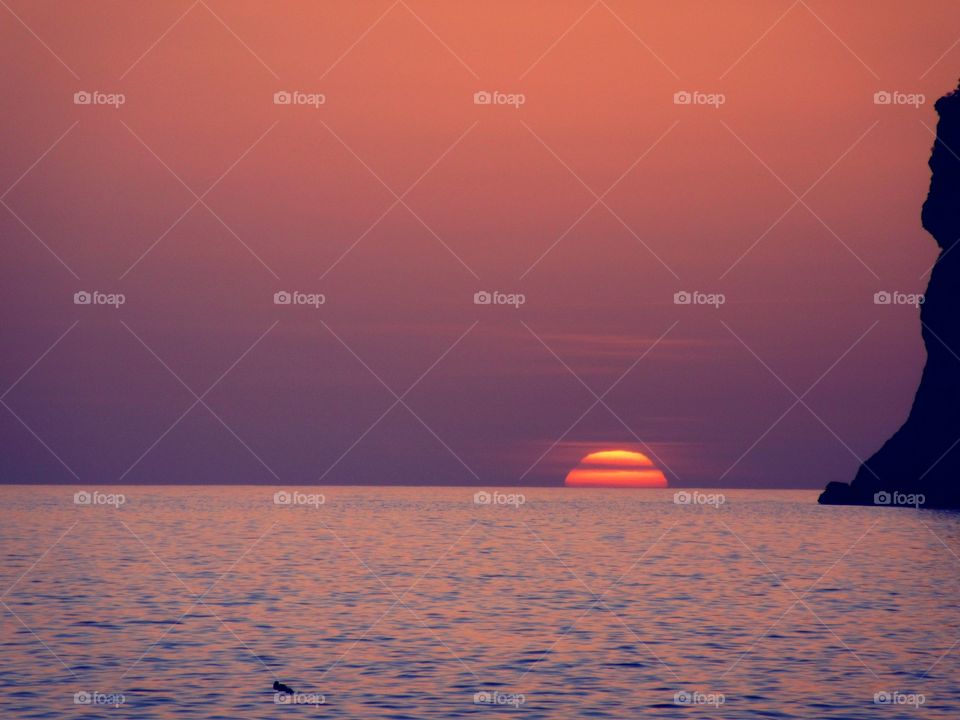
[564,450,668,488]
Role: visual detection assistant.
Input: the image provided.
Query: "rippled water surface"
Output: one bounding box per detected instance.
[1,486,959,718]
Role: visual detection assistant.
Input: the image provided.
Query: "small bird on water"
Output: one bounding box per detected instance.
[273,680,295,694]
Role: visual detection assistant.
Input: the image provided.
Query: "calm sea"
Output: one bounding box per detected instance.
[1,486,958,718]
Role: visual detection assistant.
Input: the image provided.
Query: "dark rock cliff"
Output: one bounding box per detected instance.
[820,81,960,508]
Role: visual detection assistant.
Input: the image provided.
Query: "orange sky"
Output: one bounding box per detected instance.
[2,1,959,486]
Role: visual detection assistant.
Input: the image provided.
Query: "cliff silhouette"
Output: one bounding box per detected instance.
[820,81,960,509]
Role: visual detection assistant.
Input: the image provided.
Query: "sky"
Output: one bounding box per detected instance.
[2,0,959,487]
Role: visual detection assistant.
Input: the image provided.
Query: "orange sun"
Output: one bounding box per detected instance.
[564,449,668,488]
